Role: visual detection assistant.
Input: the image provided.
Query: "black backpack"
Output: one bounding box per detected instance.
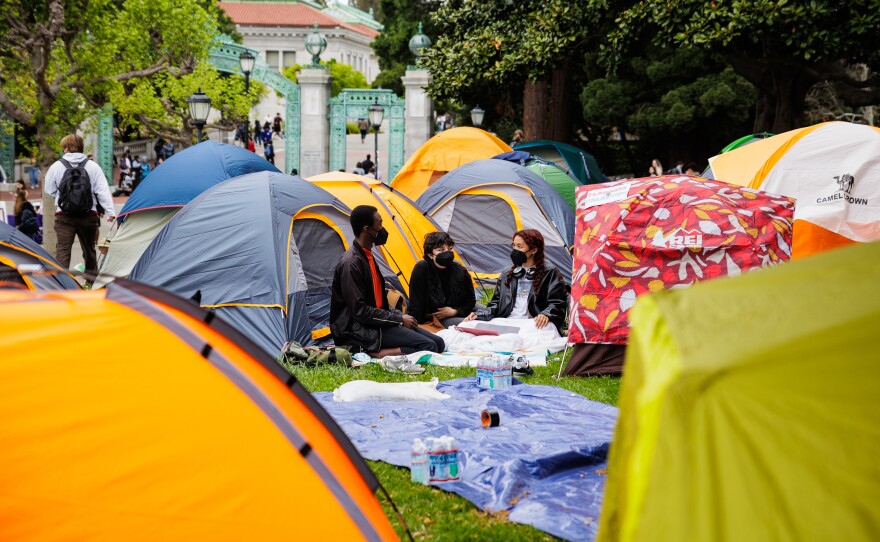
[58,158,93,215]
[18,207,39,236]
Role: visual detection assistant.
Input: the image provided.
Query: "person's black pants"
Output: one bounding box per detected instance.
[381,325,444,354]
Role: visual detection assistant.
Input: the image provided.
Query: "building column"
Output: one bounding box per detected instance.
[402,68,433,161]
[298,67,333,177]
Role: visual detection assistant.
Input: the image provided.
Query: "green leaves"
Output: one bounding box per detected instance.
[421,0,602,102]
[0,0,224,160]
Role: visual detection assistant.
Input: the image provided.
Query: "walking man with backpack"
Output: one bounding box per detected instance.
[44,134,116,273]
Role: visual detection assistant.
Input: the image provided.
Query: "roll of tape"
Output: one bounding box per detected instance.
[481,407,500,428]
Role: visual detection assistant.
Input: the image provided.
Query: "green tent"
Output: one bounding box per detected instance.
[720,132,775,153]
[704,133,775,178]
[515,140,607,185]
[525,159,579,209]
[599,240,880,542]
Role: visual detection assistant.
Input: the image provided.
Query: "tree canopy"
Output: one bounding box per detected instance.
[582,47,756,174]
[370,0,440,96]
[0,0,219,164]
[606,0,880,131]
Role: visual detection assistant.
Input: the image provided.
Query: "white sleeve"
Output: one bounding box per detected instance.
[89,162,116,217]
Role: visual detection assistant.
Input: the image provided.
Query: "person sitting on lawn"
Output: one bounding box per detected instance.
[330,205,444,357]
[463,228,567,331]
[407,232,475,329]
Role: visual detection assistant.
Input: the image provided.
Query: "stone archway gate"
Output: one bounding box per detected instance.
[329,89,404,181]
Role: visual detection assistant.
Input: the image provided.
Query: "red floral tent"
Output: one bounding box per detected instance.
[565,175,795,375]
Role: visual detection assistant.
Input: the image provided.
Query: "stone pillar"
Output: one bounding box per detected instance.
[402,68,433,161]
[298,67,333,177]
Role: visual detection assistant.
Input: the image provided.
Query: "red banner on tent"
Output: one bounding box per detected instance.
[568,175,795,345]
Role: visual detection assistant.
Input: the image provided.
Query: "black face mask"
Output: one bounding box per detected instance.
[434,251,454,268]
[510,248,528,266]
[370,227,389,246]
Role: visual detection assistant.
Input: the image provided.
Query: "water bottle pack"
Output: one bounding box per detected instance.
[476,355,512,389]
[411,436,460,484]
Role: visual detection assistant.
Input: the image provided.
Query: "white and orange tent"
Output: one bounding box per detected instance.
[707,121,880,258]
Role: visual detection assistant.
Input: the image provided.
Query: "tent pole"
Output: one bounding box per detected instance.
[556,343,571,380]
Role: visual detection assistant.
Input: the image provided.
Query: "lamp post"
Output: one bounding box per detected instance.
[305,23,327,67]
[239,51,255,148]
[470,105,485,128]
[187,88,212,143]
[368,99,385,181]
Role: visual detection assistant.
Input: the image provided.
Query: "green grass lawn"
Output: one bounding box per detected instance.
[286,351,622,541]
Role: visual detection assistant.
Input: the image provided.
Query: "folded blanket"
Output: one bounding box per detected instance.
[437,318,568,354]
[333,378,450,402]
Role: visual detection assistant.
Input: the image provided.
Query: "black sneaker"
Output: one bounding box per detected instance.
[510,355,534,377]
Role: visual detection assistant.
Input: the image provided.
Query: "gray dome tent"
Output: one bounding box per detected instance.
[416,159,575,283]
[129,171,400,355]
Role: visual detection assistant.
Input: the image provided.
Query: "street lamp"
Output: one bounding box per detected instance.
[408,22,431,63]
[368,99,385,181]
[239,51,255,147]
[187,88,212,143]
[305,23,327,67]
[470,105,485,128]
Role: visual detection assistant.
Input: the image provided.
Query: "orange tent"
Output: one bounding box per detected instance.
[391,127,512,200]
[0,281,397,541]
[308,171,469,293]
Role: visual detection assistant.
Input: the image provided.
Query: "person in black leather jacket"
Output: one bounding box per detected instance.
[330,205,445,356]
[464,229,567,331]
[407,232,476,328]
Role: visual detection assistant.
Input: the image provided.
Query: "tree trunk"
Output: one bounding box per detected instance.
[37,132,58,259]
[770,68,813,133]
[548,61,572,141]
[735,60,815,133]
[523,79,548,141]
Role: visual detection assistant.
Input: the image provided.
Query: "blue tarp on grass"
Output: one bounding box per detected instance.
[315,377,618,541]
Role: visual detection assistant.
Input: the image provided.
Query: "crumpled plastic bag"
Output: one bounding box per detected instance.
[332,377,451,402]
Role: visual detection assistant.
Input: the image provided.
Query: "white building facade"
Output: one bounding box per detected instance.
[218,0,382,123]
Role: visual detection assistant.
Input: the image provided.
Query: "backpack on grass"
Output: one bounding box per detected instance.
[58,159,93,215]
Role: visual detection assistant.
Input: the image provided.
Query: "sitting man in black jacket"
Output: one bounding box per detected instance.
[407,232,475,328]
[330,205,445,357]
[463,228,567,331]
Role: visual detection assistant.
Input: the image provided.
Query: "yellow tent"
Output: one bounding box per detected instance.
[308,172,466,294]
[390,127,511,200]
[707,121,880,258]
[598,240,880,542]
[0,282,397,541]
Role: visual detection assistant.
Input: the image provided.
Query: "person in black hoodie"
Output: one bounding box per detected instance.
[330,205,445,356]
[407,232,476,328]
[463,229,567,331]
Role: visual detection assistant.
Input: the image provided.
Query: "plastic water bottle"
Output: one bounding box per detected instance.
[447,437,460,481]
[428,437,447,482]
[411,438,428,484]
[500,356,512,388]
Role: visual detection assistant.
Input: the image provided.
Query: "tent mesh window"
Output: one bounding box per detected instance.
[448,195,517,244]
[292,219,344,288]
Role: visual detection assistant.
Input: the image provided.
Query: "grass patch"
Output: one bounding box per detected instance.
[289,351,621,541]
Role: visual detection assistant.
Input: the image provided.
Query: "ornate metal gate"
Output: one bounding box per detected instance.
[329,89,404,181]
[95,36,302,177]
[209,36,301,174]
